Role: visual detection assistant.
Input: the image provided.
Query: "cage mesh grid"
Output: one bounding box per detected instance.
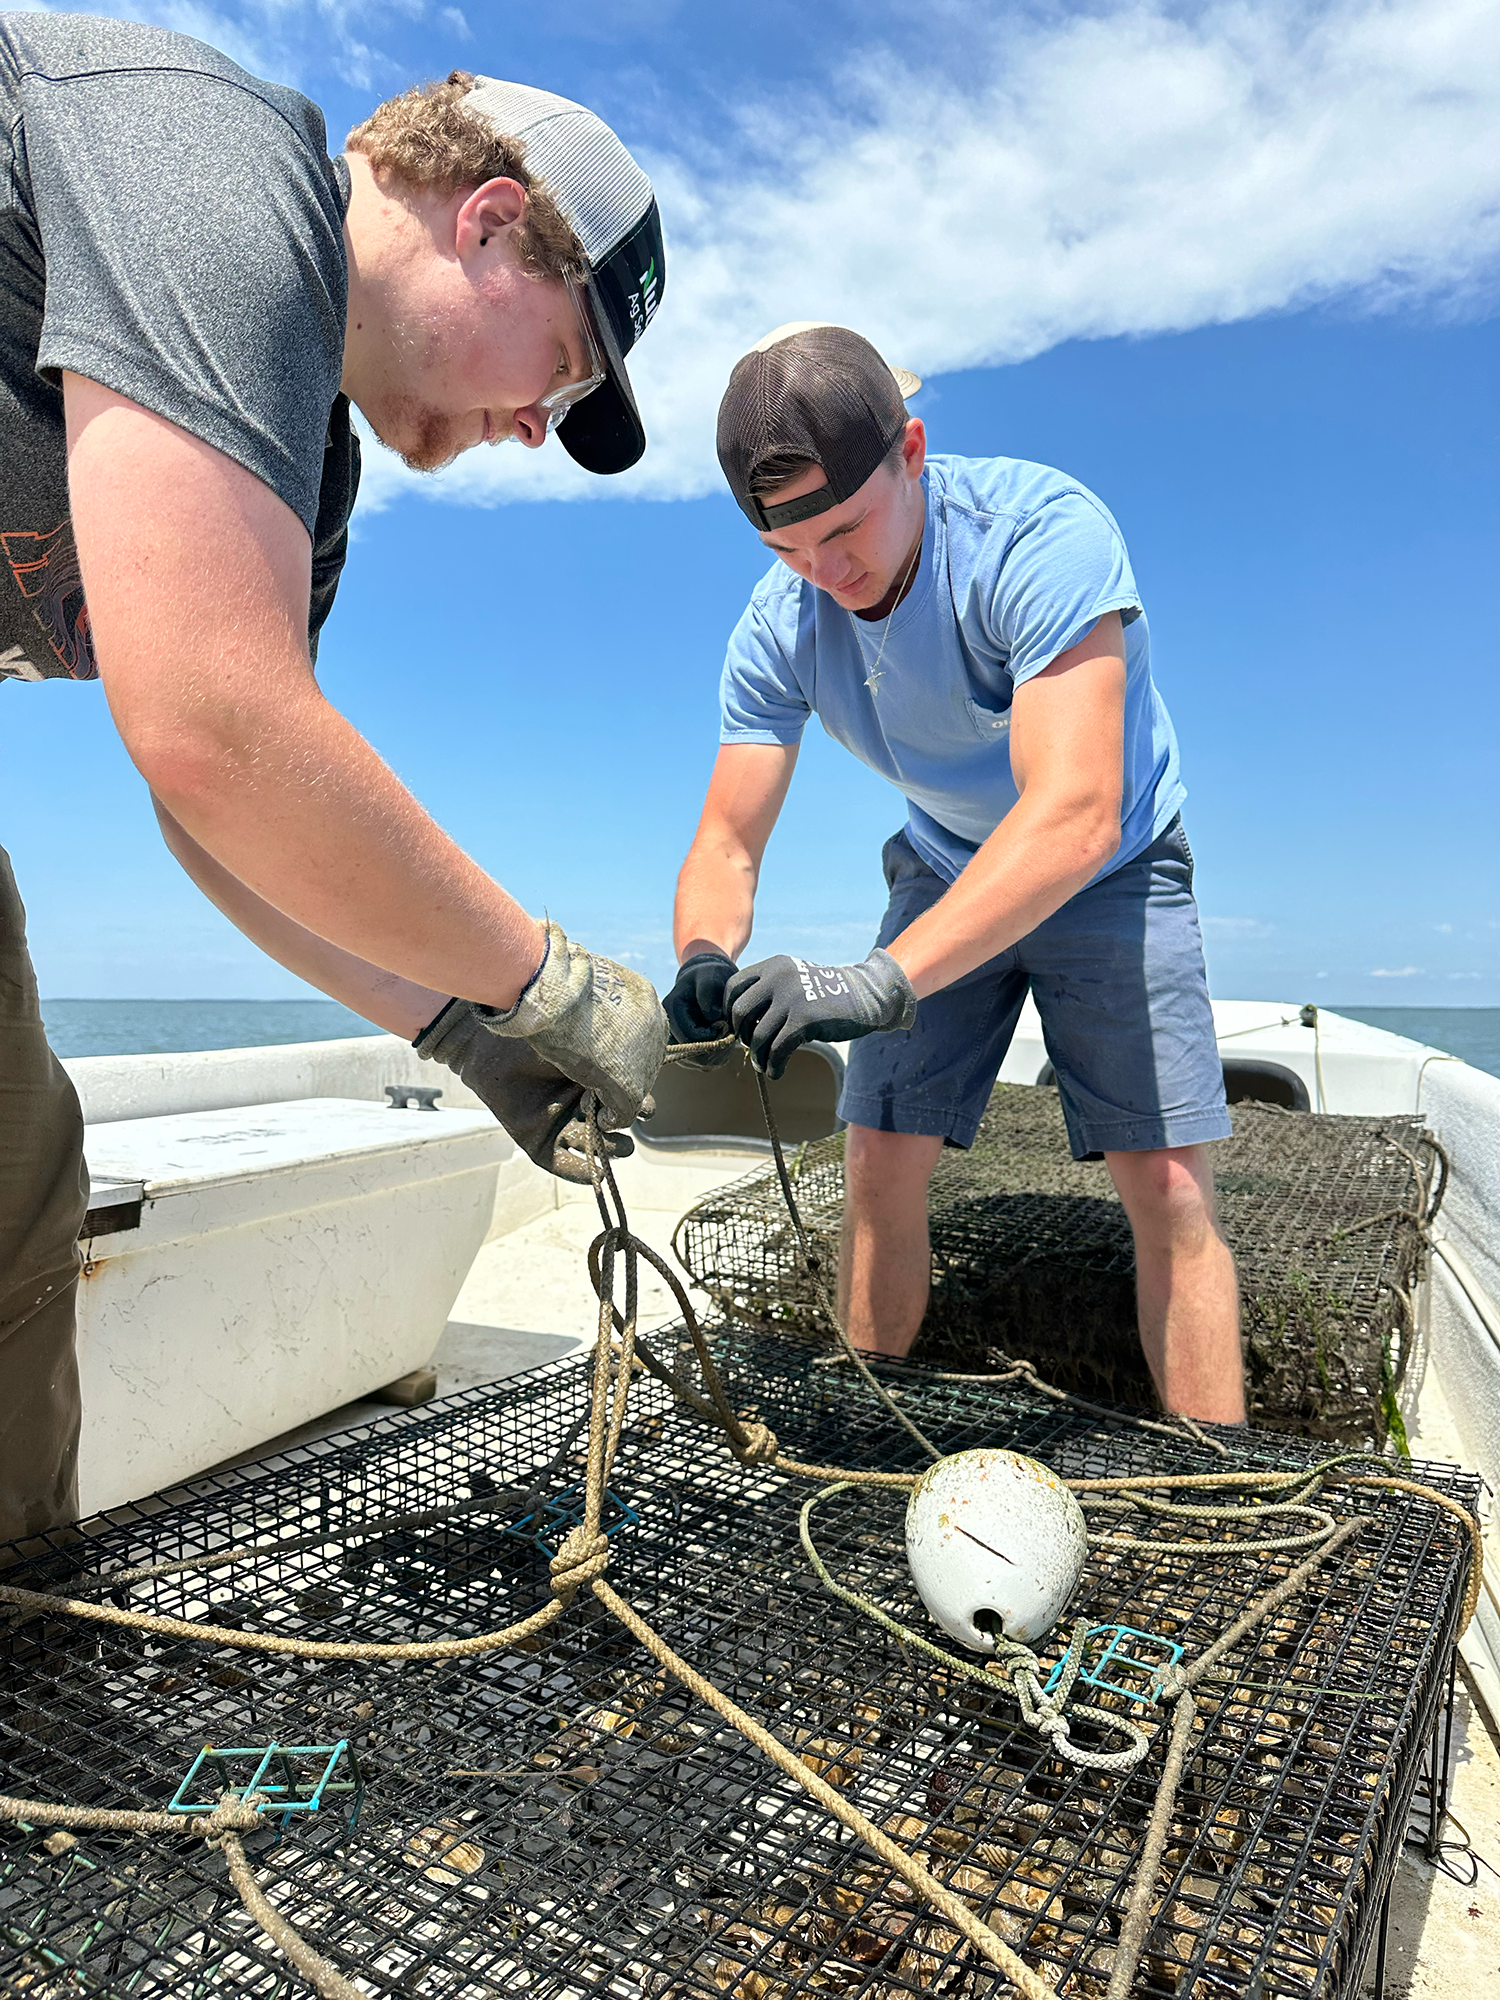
[0,1329,1474,2000]
[673,1090,1436,1448]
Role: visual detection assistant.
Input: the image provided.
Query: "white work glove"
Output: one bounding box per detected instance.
[474,920,668,1130]
[414,1000,634,1185]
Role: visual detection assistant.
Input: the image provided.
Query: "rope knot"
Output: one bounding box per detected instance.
[732,1419,780,1467]
[549,1526,610,1602]
[201,1789,263,1846]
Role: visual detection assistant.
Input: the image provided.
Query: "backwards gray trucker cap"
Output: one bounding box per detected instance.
[467,77,664,473]
[717,322,922,531]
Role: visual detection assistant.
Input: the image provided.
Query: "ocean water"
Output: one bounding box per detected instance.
[38,997,1500,1080]
[1332,1007,1500,1081]
[41,997,378,1060]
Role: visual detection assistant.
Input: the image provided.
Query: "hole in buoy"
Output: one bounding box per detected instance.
[972,1608,1006,1643]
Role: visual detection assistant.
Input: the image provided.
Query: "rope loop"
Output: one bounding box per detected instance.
[549,1526,610,1602]
[731,1419,780,1466]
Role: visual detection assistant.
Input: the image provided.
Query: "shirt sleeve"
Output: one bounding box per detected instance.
[987,491,1142,687]
[26,66,348,537]
[719,598,812,745]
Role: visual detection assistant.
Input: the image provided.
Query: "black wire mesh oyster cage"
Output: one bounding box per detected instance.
[0,1329,1475,1999]
[672,1089,1442,1449]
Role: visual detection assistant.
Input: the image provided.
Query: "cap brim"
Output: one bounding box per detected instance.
[557,277,645,474]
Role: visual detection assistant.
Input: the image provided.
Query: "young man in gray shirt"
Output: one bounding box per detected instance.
[0,14,671,1541]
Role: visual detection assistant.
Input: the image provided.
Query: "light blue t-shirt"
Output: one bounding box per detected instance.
[720,454,1184,885]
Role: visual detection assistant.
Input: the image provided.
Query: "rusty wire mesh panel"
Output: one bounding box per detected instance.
[0,1331,1474,1999]
[672,1090,1439,1448]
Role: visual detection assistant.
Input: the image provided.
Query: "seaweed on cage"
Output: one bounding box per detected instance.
[673,1089,1440,1450]
[0,1327,1476,1999]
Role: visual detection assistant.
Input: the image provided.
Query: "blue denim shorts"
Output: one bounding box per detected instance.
[838,818,1231,1161]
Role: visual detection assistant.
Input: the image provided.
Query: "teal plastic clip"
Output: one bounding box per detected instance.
[168,1740,363,1833]
[1043,1624,1185,1706]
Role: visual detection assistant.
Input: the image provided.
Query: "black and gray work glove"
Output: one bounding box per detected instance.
[663,951,738,1069]
[415,999,633,1186]
[725,948,918,1080]
[471,920,668,1131]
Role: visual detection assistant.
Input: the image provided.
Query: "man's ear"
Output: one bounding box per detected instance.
[900,416,927,483]
[455,176,527,260]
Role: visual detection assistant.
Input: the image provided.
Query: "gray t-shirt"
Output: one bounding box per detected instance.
[0,12,358,684]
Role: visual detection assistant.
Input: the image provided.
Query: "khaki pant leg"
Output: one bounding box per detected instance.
[0,845,86,1542]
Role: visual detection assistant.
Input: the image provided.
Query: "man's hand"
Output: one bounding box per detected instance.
[664,951,738,1068]
[476,921,667,1130]
[415,1000,632,1185]
[726,949,917,1079]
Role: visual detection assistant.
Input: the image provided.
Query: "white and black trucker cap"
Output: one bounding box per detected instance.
[467,77,664,474]
[718,323,921,530]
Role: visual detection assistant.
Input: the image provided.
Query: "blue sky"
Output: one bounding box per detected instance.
[2,0,1497,1008]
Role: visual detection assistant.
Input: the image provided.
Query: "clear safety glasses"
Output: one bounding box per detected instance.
[536,271,607,434]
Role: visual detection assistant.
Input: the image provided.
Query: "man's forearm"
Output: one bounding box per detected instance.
[673,838,758,965]
[154,800,449,1039]
[885,789,1119,998]
[139,678,545,1011]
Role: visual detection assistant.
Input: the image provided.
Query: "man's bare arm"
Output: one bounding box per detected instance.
[153,799,447,1040]
[884,614,1126,997]
[673,742,799,963]
[67,376,545,1009]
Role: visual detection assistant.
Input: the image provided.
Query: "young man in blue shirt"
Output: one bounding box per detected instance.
[665,323,1244,1423]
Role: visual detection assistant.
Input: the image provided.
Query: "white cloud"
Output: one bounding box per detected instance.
[66,0,421,92]
[1203,915,1274,936]
[1371,965,1423,977]
[356,0,1500,511]
[1434,921,1454,933]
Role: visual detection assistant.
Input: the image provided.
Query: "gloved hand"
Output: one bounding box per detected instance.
[414,998,633,1185]
[663,951,738,1068]
[726,948,918,1080]
[472,920,668,1131]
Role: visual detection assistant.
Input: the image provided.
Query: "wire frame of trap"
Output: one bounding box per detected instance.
[0,1328,1476,2000]
[674,1087,1442,1449]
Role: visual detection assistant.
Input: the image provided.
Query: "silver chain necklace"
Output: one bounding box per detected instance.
[848,537,922,697]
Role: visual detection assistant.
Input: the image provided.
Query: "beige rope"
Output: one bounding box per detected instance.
[595,1577,1062,2000]
[0,1790,361,1999]
[0,1579,567,1660]
[219,1830,366,2000]
[1331,1473,1484,1634]
[0,1792,259,1838]
[1105,1692,1198,2000]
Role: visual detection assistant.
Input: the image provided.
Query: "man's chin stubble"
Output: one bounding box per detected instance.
[397,425,467,474]
[366,399,467,474]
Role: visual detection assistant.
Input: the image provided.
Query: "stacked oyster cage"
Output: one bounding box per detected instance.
[0,1328,1474,1998]
[674,1088,1441,1448]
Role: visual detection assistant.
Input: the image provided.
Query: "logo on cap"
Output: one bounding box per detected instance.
[630,257,660,341]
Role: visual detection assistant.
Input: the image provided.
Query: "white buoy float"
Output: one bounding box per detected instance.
[905,1448,1089,1650]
